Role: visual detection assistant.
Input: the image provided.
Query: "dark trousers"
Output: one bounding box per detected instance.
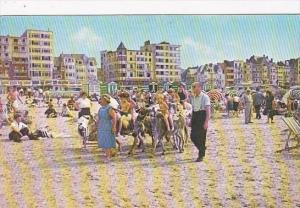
[78,108,91,119]
[9,127,34,142]
[268,109,274,120]
[191,110,207,158]
[255,104,261,119]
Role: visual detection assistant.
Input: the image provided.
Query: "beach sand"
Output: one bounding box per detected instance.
[0,99,299,207]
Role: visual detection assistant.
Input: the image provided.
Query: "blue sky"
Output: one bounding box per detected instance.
[0,15,299,68]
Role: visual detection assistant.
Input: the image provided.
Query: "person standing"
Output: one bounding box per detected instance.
[75,92,92,119]
[243,89,253,124]
[233,95,240,117]
[253,88,265,119]
[265,90,275,123]
[178,83,188,108]
[97,94,117,160]
[189,82,211,162]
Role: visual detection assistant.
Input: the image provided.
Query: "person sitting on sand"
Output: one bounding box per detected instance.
[45,100,57,118]
[61,103,72,117]
[9,114,38,142]
[67,96,76,110]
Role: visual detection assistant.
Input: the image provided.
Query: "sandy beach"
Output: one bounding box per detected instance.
[0,99,300,208]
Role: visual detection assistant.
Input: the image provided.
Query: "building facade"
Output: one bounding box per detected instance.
[23,29,54,82]
[141,40,181,83]
[54,53,98,84]
[101,41,181,89]
[0,35,29,80]
[101,42,151,89]
[0,29,54,82]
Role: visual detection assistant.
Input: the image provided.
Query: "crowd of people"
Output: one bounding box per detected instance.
[1,83,299,162]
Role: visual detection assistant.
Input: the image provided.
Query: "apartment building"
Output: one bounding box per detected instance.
[0,35,28,80]
[141,40,181,83]
[101,42,151,89]
[54,53,97,83]
[22,29,54,82]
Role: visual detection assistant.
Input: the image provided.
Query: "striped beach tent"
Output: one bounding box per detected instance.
[226,89,238,97]
[207,89,224,102]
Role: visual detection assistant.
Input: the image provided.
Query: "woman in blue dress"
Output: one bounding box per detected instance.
[97,94,117,159]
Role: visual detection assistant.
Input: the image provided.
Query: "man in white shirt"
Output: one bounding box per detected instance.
[243,89,254,124]
[189,82,211,162]
[9,114,38,142]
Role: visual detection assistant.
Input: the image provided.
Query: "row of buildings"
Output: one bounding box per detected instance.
[181,55,300,90]
[100,40,181,88]
[1,28,299,93]
[0,29,182,91]
[0,29,98,87]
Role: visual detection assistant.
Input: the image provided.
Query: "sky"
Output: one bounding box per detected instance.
[0,15,299,68]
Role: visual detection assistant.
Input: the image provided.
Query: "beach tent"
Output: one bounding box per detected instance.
[207,89,224,102]
[108,82,118,95]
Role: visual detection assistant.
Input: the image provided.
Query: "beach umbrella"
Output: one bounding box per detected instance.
[226,90,238,97]
[207,89,223,102]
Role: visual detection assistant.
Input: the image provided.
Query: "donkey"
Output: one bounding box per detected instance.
[77,115,96,148]
[128,107,154,155]
[151,107,170,155]
[171,104,188,153]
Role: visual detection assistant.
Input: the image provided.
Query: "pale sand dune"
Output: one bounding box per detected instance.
[0,100,299,207]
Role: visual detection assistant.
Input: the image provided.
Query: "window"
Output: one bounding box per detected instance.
[14,46,18,50]
[130,58,133,61]
[130,72,133,77]
[21,47,25,51]
[90,62,94,66]
[130,64,133,69]
[121,64,126,68]
[14,39,18,43]
[42,56,51,61]
[149,58,151,62]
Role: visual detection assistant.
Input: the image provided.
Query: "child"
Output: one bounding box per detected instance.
[45,101,57,118]
[156,93,173,132]
[57,95,62,107]
[61,103,72,117]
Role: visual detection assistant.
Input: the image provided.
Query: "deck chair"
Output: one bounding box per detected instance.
[278,117,300,152]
